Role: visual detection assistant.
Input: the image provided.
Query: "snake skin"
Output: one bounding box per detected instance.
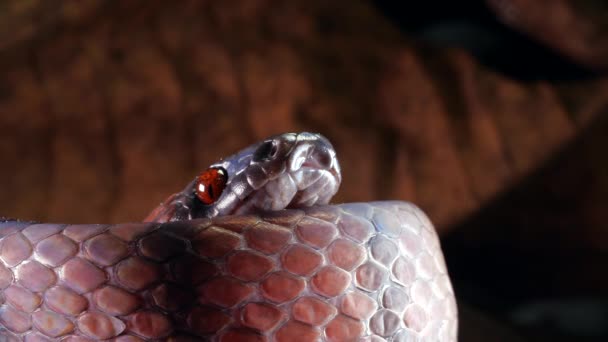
[0,201,456,341]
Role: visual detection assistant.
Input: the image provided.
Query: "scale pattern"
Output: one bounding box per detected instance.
[0,202,457,341]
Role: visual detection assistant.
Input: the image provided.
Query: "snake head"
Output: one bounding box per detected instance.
[145,132,341,222]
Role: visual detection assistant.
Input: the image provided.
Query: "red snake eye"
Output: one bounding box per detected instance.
[195,167,227,205]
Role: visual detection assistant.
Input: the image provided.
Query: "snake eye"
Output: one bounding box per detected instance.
[195,167,227,205]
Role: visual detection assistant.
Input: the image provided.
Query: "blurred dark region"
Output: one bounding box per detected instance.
[371,1,608,341]
[1,0,608,340]
[444,115,608,342]
[373,0,598,81]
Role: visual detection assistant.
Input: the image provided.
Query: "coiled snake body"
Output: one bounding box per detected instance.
[0,133,457,341]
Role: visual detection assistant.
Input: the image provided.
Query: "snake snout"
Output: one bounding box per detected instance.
[289,133,337,171]
[281,133,341,208]
[244,132,341,212]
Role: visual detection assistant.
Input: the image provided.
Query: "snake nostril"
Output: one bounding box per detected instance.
[312,147,334,169]
[253,140,279,162]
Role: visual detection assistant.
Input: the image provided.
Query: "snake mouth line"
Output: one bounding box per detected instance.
[229,166,339,216]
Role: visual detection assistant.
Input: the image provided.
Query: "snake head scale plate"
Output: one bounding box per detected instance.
[145,132,342,222]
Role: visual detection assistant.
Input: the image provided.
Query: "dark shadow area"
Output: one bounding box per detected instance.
[443,112,608,340]
[373,1,599,81]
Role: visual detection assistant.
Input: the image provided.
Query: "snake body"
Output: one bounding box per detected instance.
[0,133,457,341]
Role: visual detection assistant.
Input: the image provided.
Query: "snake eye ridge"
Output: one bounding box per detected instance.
[195,167,227,205]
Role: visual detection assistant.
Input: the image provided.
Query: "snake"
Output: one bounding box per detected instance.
[0,132,457,341]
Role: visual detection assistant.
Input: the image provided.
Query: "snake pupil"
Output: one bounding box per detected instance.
[195,167,227,205]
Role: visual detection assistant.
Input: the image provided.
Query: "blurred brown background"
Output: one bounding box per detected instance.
[1,0,608,341]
